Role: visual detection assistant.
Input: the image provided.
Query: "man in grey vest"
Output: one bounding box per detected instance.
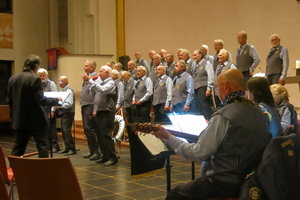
[179,49,193,74]
[148,50,156,71]
[111,69,124,111]
[83,65,119,166]
[165,53,176,79]
[134,50,150,74]
[152,65,172,122]
[113,62,124,74]
[213,39,232,72]
[236,31,261,81]
[121,71,137,123]
[159,49,167,65]
[191,50,214,120]
[150,54,163,85]
[151,69,270,199]
[200,44,214,65]
[37,68,60,153]
[127,60,138,80]
[213,49,236,108]
[133,66,153,122]
[80,59,101,160]
[171,60,194,114]
[57,76,77,156]
[215,49,237,82]
[266,34,289,85]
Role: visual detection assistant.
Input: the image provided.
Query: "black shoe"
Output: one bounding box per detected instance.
[95,157,109,164]
[82,152,93,159]
[104,159,118,166]
[64,150,77,156]
[58,149,68,154]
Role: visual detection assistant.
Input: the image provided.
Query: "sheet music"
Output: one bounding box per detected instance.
[137,132,167,155]
[167,113,208,136]
[44,91,70,105]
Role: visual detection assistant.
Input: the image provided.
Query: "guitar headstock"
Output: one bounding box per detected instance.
[134,123,158,134]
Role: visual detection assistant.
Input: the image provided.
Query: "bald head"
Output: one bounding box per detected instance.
[219,69,245,89]
[121,70,131,82]
[58,75,69,88]
[127,60,136,71]
[216,69,245,102]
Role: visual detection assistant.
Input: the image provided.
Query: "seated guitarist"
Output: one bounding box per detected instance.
[151,69,270,200]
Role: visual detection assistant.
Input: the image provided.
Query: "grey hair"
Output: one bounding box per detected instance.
[37,68,48,75]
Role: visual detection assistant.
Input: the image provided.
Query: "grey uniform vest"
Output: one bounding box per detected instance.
[152,76,169,105]
[80,73,97,106]
[213,53,220,72]
[214,61,235,81]
[42,80,56,92]
[172,72,190,105]
[94,78,117,112]
[193,59,208,90]
[185,59,193,74]
[208,101,269,184]
[134,77,151,101]
[130,68,138,80]
[136,58,145,67]
[123,78,135,108]
[236,44,253,72]
[166,62,176,79]
[266,45,283,75]
[150,65,159,85]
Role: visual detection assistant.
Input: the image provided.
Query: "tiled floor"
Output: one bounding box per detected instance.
[0,132,200,200]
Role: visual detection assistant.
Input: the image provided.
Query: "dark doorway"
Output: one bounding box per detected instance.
[0,60,12,105]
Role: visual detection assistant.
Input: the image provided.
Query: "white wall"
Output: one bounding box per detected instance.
[124,0,300,106]
[0,0,49,73]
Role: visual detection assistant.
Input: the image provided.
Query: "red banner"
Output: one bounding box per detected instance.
[46,48,58,70]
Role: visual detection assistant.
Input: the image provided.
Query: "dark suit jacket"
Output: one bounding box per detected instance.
[8,70,59,130]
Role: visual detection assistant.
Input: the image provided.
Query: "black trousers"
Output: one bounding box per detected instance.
[153,103,170,122]
[135,101,151,122]
[12,128,49,158]
[60,112,75,150]
[166,176,242,200]
[195,87,213,120]
[81,105,99,154]
[125,105,138,123]
[95,111,117,160]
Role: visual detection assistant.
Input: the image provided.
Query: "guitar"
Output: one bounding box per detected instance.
[134,123,159,134]
[134,122,200,142]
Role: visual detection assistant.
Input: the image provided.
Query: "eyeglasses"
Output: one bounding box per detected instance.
[214,82,228,93]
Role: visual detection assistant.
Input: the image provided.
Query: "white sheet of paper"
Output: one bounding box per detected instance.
[44,91,70,104]
[137,132,166,155]
[167,113,208,136]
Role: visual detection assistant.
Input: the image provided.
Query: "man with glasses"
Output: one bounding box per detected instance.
[151,69,270,199]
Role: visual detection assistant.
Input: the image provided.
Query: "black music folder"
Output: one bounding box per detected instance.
[128,114,208,179]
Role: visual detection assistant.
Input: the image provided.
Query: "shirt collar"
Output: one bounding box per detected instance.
[222,61,229,66]
[139,75,146,80]
[160,74,166,79]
